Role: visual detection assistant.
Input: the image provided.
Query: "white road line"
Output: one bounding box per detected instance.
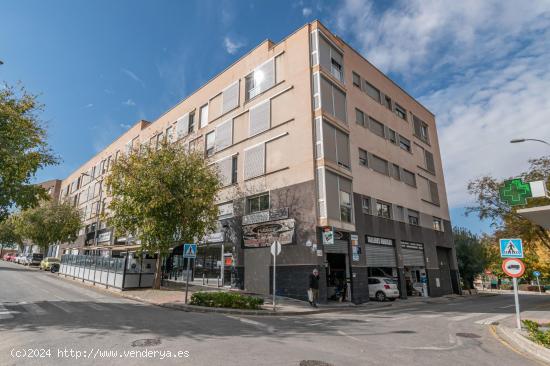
[226,316,275,333]
[46,301,75,313]
[20,302,47,315]
[0,304,14,320]
[85,302,109,311]
[448,312,485,322]
[498,304,515,309]
[474,314,510,325]
[419,314,441,318]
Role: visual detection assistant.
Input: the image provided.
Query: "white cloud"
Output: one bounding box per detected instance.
[121,68,145,88]
[302,7,313,17]
[119,123,131,129]
[83,103,93,108]
[332,0,550,207]
[223,36,245,55]
[122,99,136,106]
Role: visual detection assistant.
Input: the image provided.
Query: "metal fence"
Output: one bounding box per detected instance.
[59,254,155,289]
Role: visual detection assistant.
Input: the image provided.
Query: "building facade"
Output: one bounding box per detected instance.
[57,21,459,302]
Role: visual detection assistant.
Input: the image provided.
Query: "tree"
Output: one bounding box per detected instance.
[15,200,81,254]
[0,215,23,256]
[466,156,550,251]
[454,227,488,289]
[0,83,59,221]
[105,141,221,289]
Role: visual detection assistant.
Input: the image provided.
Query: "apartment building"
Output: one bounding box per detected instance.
[57,21,459,302]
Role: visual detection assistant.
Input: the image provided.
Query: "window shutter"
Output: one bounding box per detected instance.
[429,180,440,205]
[244,143,265,180]
[322,121,337,163]
[217,157,233,186]
[333,86,347,123]
[320,77,333,115]
[249,100,271,136]
[413,115,422,137]
[200,105,209,128]
[335,129,350,168]
[257,59,275,94]
[215,119,233,151]
[222,81,239,114]
[318,35,332,72]
[425,150,435,173]
[176,114,189,140]
[371,154,389,175]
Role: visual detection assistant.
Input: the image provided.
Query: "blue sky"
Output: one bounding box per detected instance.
[2,0,549,235]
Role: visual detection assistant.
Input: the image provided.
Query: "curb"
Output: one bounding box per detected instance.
[493,324,550,365]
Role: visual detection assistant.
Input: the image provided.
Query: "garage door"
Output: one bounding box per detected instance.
[324,239,349,253]
[365,236,396,267]
[401,241,425,267]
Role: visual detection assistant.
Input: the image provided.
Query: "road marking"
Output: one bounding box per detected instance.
[20,302,47,315]
[226,316,275,333]
[337,330,363,342]
[448,312,485,321]
[46,301,75,313]
[85,302,109,311]
[498,304,515,309]
[419,314,441,318]
[475,314,510,325]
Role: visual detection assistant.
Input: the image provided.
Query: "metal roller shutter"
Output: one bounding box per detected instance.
[324,239,348,254]
[365,244,396,267]
[402,248,425,266]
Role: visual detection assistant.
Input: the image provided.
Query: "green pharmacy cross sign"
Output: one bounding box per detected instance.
[499,178,532,206]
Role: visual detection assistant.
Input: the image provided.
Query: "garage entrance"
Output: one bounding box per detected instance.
[326,253,350,302]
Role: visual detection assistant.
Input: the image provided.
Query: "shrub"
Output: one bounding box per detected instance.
[518,284,546,292]
[190,291,264,310]
[523,320,550,348]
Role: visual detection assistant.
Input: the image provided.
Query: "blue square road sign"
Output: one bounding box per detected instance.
[499,239,523,258]
[183,243,197,258]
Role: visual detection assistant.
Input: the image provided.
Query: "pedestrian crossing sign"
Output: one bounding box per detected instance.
[183,243,197,258]
[499,239,523,258]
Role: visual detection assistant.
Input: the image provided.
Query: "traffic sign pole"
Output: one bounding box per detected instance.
[185,257,191,304]
[537,276,542,295]
[513,277,521,330]
[273,244,276,311]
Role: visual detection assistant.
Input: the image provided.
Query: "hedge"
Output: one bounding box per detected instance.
[523,320,550,348]
[190,291,264,310]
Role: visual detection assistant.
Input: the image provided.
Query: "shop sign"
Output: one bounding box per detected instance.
[203,232,224,243]
[97,231,111,243]
[242,207,289,225]
[322,227,334,245]
[401,241,424,250]
[243,218,295,248]
[351,234,360,262]
[367,236,393,246]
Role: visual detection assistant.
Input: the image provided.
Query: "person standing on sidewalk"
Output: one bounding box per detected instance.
[308,268,320,307]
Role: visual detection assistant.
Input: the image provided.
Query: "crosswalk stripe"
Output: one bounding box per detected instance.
[20,302,47,315]
[85,302,109,311]
[0,304,14,320]
[46,301,76,313]
[474,314,510,325]
[449,312,485,321]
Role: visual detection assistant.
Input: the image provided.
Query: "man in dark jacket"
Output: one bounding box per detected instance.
[308,268,320,307]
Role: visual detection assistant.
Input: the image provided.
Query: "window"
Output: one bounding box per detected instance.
[215,119,233,152]
[188,112,195,133]
[363,80,381,103]
[244,143,265,179]
[246,193,269,214]
[371,154,389,175]
[249,99,270,136]
[355,108,365,126]
[176,113,189,140]
[199,104,209,129]
[391,164,401,180]
[362,197,370,214]
[408,209,420,225]
[340,190,352,223]
[166,126,174,143]
[433,217,443,231]
[222,81,239,113]
[218,202,234,218]
[429,180,440,205]
[245,58,275,101]
[331,58,343,82]
[320,76,347,122]
[205,131,215,156]
[322,120,350,169]
[376,201,391,219]
[395,205,405,221]
[369,117,385,138]
[399,135,411,152]
[401,169,416,187]
[413,115,430,143]
[388,128,397,144]
[216,155,236,186]
[358,148,368,166]
[384,95,392,110]
[395,104,407,120]
[231,156,238,184]
[424,150,435,173]
[352,72,361,88]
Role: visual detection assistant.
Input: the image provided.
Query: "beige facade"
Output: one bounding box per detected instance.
[57,21,456,299]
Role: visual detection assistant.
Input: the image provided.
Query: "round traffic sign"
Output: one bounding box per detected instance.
[533,271,541,277]
[502,258,525,278]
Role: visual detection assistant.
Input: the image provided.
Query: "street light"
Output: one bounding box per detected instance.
[510,138,550,147]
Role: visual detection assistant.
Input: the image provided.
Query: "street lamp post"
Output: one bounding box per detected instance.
[510,138,550,147]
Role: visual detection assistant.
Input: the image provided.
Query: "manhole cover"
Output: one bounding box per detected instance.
[391,330,416,334]
[299,361,334,366]
[456,333,481,338]
[131,338,161,347]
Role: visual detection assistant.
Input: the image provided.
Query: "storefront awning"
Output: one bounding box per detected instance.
[517,205,550,230]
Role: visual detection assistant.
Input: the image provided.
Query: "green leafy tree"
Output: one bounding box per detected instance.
[0,215,23,256]
[0,83,59,221]
[466,156,550,251]
[454,227,488,289]
[15,200,81,254]
[105,142,221,289]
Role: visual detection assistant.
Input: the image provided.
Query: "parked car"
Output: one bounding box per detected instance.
[40,257,60,271]
[3,253,16,261]
[50,262,60,273]
[24,253,43,266]
[15,254,26,264]
[368,277,400,301]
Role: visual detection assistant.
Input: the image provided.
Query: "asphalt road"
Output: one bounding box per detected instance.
[0,260,548,366]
